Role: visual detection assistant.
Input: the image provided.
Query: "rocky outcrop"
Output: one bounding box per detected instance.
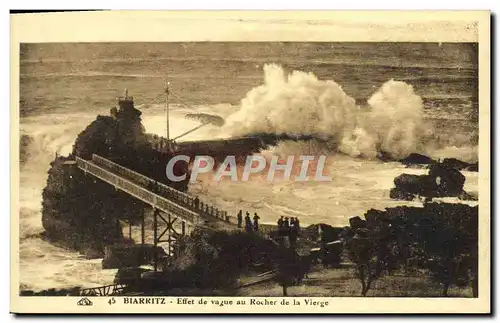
[301,223,343,244]
[42,96,191,254]
[399,153,437,166]
[41,156,133,255]
[102,244,167,269]
[114,267,151,285]
[390,162,466,201]
[20,133,33,166]
[396,153,478,172]
[441,158,478,172]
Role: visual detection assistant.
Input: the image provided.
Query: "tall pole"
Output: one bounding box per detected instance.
[141,208,145,246]
[153,208,158,272]
[165,77,170,146]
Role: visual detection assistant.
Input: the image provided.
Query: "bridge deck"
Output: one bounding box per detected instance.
[75,155,237,229]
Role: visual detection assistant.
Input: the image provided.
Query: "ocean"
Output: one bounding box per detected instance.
[19,42,478,291]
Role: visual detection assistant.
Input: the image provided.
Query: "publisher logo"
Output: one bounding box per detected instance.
[77,297,93,306]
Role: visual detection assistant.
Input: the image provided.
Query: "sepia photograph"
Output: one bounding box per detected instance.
[10,11,490,314]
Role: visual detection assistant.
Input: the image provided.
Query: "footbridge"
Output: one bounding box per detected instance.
[75,154,238,269]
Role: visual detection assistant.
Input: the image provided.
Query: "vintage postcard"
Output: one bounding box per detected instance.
[10,10,490,314]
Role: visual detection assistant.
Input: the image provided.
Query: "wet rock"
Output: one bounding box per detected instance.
[441,158,476,171]
[83,247,105,259]
[114,267,150,285]
[428,164,465,197]
[349,216,367,230]
[42,156,126,254]
[399,153,437,166]
[466,162,479,172]
[41,97,191,255]
[365,209,388,226]
[394,174,438,197]
[391,163,466,201]
[354,227,370,237]
[320,240,342,268]
[102,244,167,269]
[302,223,343,243]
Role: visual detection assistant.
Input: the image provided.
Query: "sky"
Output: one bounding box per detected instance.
[10,11,482,43]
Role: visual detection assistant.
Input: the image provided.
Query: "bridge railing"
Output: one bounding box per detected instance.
[91,154,235,224]
[92,154,193,204]
[76,157,200,225]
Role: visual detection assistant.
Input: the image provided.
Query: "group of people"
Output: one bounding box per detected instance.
[237,210,260,232]
[189,196,228,221]
[147,181,230,222]
[277,216,301,233]
[277,216,301,246]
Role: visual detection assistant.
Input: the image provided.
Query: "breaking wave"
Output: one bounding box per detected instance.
[224,64,476,162]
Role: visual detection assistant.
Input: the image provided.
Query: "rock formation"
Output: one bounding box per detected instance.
[42,94,191,255]
[390,162,467,201]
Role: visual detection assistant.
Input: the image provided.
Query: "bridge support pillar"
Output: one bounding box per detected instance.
[153,208,187,271]
[153,208,159,272]
[141,208,145,246]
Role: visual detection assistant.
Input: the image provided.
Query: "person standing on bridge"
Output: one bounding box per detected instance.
[277,216,284,236]
[294,217,300,232]
[245,212,253,232]
[253,213,260,232]
[237,210,243,228]
[284,217,290,235]
[194,196,200,211]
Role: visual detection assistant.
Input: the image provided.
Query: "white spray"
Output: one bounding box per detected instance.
[224,64,427,160]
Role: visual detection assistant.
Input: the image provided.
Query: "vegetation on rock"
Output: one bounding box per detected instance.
[343,203,478,297]
[162,230,279,289]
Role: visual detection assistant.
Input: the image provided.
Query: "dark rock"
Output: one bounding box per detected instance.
[393,173,438,198]
[399,153,437,166]
[429,164,466,197]
[459,191,478,201]
[441,158,475,171]
[391,163,466,201]
[349,216,367,230]
[83,247,105,259]
[114,267,150,285]
[467,162,479,172]
[42,156,127,254]
[102,244,167,269]
[320,240,342,268]
[365,209,388,226]
[41,96,191,254]
[354,228,370,237]
[390,187,415,201]
[302,223,343,244]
